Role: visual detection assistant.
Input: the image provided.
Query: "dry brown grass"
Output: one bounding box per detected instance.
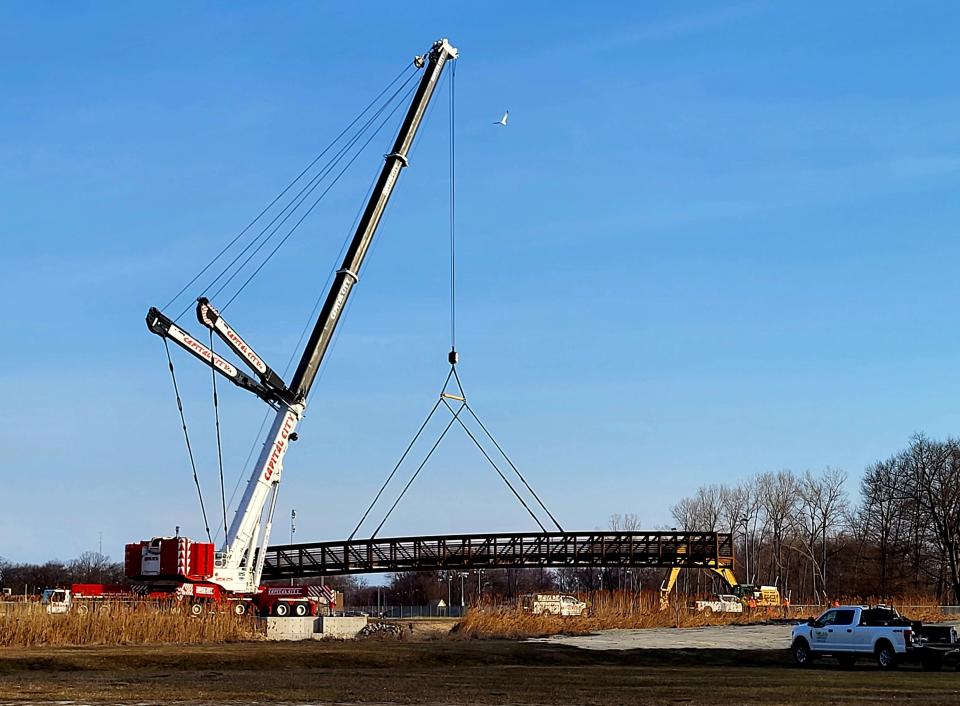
[0,603,261,647]
[456,591,958,639]
[456,591,760,639]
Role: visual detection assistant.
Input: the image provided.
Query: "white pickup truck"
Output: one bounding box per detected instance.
[791,605,958,670]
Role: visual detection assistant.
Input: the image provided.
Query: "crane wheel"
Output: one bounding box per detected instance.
[233,603,247,616]
[190,602,204,617]
[294,602,309,617]
[273,602,291,617]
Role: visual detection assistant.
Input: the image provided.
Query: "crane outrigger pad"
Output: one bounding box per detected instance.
[261,530,734,578]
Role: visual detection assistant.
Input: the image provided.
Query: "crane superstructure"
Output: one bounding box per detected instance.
[129,39,458,610]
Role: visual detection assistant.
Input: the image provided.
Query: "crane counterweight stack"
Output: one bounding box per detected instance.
[125,38,459,615]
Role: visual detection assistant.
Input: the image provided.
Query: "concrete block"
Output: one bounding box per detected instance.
[313,616,367,639]
[264,616,316,641]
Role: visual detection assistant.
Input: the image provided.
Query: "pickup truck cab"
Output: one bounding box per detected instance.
[791,605,957,670]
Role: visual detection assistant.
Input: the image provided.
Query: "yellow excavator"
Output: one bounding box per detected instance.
[659,564,783,610]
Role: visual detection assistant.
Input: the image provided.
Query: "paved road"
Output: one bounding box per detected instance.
[530,623,794,650]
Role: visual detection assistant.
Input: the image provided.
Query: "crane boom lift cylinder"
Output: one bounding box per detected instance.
[146,307,273,401]
[196,297,292,402]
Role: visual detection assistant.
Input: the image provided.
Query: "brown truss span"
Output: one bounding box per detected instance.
[261,531,734,578]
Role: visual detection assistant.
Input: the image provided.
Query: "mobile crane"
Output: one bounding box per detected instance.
[123,38,459,616]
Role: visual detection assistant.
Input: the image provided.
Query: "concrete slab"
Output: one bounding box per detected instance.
[313,616,367,639]
[529,623,794,651]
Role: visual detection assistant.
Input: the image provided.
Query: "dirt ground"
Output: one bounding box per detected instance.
[3,639,960,705]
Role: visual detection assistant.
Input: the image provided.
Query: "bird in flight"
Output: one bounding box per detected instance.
[494,110,509,126]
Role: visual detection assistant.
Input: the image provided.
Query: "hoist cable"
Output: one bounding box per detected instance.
[219,81,419,311]
[369,400,466,540]
[348,395,445,541]
[162,339,213,544]
[448,62,457,350]
[209,330,229,547]
[440,397,548,532]
[162,62,415,316]
[201,72,420,312]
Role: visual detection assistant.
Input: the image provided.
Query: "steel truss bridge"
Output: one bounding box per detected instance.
[262,531,734,579]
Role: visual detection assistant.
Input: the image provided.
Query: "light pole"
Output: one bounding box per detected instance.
[739,516,750,584]
[476,569,484,603]
[289,509,296,586]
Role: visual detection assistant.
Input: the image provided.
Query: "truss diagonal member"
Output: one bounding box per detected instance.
[440,398,547,533]
[462,403,564,532]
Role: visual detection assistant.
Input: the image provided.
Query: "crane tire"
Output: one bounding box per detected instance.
[273,602,290,617]
[294,602,309,617]
[189,602,204,617]
[233,603,247,616]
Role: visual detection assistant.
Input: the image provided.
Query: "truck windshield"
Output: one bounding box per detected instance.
[818,609,855,626]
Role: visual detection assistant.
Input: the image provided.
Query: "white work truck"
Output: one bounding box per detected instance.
[695,594,743,614]
[520,594,587,617]
[791,605,958,670]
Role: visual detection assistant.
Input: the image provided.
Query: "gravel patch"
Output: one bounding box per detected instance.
[529,623,795,651]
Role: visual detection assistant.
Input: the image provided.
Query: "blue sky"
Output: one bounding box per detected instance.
[2,2,959,563]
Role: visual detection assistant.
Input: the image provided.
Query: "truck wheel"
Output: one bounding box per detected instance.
[190,602,204,617]
[273,602,290,617]
[875,641,898,670]
[294,602,309,617]
[792,639,814,667]
[837,654,856,668]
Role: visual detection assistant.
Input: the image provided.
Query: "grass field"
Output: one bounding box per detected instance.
[3,640,960,705]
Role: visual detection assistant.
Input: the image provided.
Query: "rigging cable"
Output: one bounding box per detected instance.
[218,80,420,311]
[214,138,394,542]
[439,397,547,532]
[369,398,468,539]
[202,71,420,310]
[162,339,213,544]
[162,62,415,318]
[209,330,229,547]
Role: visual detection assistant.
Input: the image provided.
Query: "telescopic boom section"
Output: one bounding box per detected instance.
[289,38,458,402]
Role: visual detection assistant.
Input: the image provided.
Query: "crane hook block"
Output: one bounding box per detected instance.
[448,349,459,365]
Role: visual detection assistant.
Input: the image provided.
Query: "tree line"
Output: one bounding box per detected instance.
[669,434,960,604]
[5,434,958,606]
